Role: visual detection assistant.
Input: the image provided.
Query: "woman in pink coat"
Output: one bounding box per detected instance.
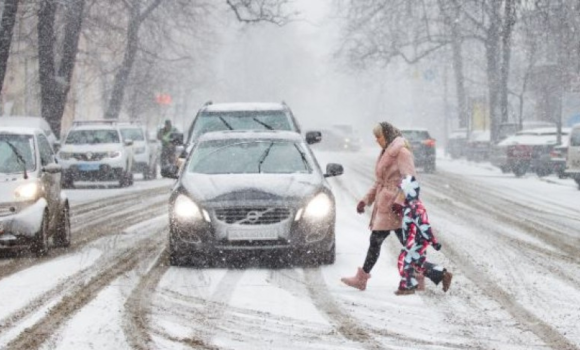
[340,121,416,291]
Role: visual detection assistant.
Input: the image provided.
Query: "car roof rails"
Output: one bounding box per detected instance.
[203,101,213,106]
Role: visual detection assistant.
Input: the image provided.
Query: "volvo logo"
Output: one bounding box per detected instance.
[245,210,262,224]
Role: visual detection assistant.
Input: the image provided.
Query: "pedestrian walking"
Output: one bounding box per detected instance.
[157,119,177,168]
[340,122,416,291]
[392,175,452,295]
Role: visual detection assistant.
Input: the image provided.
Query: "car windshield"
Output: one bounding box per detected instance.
[0,133,36,173]
[402,130,430,141]
[188,139,312,174]
[65,129,120,144]
[189,111,293,142]
[120,128,145,141]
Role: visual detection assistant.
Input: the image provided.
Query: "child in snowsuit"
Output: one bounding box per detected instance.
[392,175,453,295]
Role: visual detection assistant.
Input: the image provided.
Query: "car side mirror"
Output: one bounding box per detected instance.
[324,163,343,177]
[43,163,62,174]
[125,139,134,146]
[170,132,184,146]
[53,141,61,153]
[161,164,180,179]
[306,131,322,144]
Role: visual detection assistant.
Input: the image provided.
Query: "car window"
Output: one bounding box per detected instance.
[188,139,312,174]
[37,133,54,166]
[571,129,580,146]
[65,129,120,144]
[402,130,430,141]
[189,111,293,142]
[0,133,36,173]
[120,128,145,141]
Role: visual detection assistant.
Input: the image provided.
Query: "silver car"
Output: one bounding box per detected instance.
[162,130,343,267]
[0,126,71,256]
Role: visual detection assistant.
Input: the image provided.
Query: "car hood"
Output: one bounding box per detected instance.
[180,173,323,202]
[59,144,124,153]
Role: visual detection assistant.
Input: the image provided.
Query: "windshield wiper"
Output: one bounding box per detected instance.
[293,144,311,171]
[257,142,274,173]
[218,116,234,130]
[252,117,274,130]
[5,141,28,179]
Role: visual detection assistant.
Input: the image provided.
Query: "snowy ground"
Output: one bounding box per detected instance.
[0,147,579,350]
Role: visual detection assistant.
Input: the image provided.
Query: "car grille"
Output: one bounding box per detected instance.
[214,207,291,225]
[72,152,107,161]
[0,204,16,217]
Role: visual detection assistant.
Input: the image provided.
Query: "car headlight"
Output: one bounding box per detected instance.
[14,182,43,201]
[59,151,72,160]
[108,151,122,158]
[134,146,146,154]
[173,194,202,220]
[302,193,332,219]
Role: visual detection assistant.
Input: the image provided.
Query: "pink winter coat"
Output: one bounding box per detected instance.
[362,136,417,231]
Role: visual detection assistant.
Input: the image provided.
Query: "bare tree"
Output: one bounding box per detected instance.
[0,0,19,96]
[37,0,85,136]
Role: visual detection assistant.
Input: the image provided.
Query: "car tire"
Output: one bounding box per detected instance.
[54,204,71,248]
[499,166,511,174]
[535,167,551,177]
[32,211,49,257]
[512,163,529,177]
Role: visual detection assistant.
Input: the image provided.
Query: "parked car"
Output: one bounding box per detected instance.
[0,126,71,256]
[181,101,321,160]
[162,130,343,267]
[57,120,135,188]
[0,116,59,151]
[490,127,570,177]
[400,128,436,173]
[564,123,580,188]
[118,122,158,180]
[446,128,468,159]
[465,130,491,162]
[550,142,568,179]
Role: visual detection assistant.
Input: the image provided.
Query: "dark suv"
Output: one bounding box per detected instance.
[400,128,436,173]
[181,101,321,159]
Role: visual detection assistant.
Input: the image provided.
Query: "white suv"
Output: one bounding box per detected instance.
[57,121,134,188]
[118,123,158,180]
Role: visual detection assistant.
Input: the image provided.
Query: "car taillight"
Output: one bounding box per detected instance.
[422,139,436,147]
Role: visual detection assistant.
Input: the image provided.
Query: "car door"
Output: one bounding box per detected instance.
[567,127,580,171]
[37,133,60,221]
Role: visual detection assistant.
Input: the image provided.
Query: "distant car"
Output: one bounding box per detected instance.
[400,128,436,173]
[313,128,361,152]
[162,130,343,267]
[465,130,491,162]
[550,142,568,179]
[181,101,321,159]
[491,127,570,177]
[564,123,580,188]
[0,116,59,150]
[0,126,71,256]
[446,128,468,159]
[57,120,135,188]
[118,123,158,180]
[331,124,362,151]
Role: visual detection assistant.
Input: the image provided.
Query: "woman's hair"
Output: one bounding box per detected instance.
[373,122,402,146]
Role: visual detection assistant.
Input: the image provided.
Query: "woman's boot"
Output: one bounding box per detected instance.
[341,267,371,291]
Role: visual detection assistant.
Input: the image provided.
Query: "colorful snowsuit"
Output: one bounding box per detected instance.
[395,175,445,291]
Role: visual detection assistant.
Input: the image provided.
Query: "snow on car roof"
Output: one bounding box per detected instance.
[0,116,53,132]
[0,125,42,135]
[198,130,303,142]
[516,127,570,135]
[203,102,287,112]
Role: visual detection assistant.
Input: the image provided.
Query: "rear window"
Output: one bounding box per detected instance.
[189,110,293,142]
[402,130,431,141]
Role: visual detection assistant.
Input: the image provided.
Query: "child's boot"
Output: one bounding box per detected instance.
[442,270,453,292]
[340,267,371,291]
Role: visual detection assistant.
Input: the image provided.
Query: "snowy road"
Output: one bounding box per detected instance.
[0,149,579,350]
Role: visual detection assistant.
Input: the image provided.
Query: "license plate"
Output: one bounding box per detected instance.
[78,163,100,171]
[228,227,278,241]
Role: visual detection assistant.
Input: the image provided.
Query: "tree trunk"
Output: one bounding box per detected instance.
[450,18,467,130]
[486,2,502,144]
[498,0,515,125]
[0,0,19,96]
[38,0,85,137]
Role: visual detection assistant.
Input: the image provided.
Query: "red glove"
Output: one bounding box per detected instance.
[356,200,365,214]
